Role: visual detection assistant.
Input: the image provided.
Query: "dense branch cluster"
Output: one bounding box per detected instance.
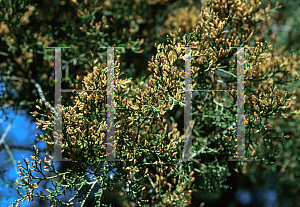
[4,0,300,206]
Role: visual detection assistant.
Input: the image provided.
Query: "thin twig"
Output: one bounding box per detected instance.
[61,52,87,71]
[0,112,18,174]
[3,142,18,175]
[0,113,16,146]
[188,73,234,159]
[0,75,55,112]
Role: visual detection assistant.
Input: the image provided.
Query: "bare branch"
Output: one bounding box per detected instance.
[0,114,15,146]
[0,112,18,174]
[0,75,55,112]
[3,141,18,174]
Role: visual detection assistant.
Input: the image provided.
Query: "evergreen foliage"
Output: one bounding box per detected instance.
[1,0,300,206]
